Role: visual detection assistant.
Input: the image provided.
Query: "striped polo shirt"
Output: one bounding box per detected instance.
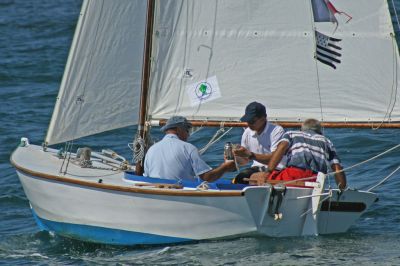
[279,130,341,174]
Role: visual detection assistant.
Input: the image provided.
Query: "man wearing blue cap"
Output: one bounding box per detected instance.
[232,101,286,184]
[144,116,236,182]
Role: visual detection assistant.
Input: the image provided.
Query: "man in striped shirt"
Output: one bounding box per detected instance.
[250,118,347,189]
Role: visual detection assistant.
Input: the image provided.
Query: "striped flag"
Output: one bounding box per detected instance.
[315,31,342,69]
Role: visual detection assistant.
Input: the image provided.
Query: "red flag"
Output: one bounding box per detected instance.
[325,0,352,23]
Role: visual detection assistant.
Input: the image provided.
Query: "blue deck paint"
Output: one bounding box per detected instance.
[124,172,248,190]
[31,208,192,245]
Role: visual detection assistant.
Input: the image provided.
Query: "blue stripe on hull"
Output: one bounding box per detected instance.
[31,209,192,245]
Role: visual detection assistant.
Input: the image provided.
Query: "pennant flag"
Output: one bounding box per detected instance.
[315,31,342,69]
[312,0,335,22]
[325,0,352,23]
[312,0,352,32]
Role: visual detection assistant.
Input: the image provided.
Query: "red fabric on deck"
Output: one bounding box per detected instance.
[268,167,317,182]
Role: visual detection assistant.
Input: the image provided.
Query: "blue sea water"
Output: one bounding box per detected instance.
[1,0,400,265]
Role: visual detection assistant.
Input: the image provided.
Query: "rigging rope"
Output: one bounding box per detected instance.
[337,143,400,174]
[391,0,400,32]
[130,135,146,164]
[307,1,325,132]
[366,165,400,192]
[277,143,400,187]
[58,142,69,173]
[314,36,325,133]
[299,189,333,217]
[307,0,325,134]
[199,125,233,155]
[188,120,207,137]
[372,33,399,129]
[59,141,75,174]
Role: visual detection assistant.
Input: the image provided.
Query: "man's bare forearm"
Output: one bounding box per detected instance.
[200,161,235,182]
[267,142,288,171]
[331,164,347,190]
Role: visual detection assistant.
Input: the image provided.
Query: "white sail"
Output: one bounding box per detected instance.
[313,0,400,123]
[45,0,147,145]
[148,0,400,123]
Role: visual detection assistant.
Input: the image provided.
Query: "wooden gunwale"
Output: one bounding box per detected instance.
[11,156,311,196]
[10,158,244,197]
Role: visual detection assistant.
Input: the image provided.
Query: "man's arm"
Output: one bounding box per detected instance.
[326,138,347,190]
[199,161,236,182]
[267,141,288,173]
[250,152,273,165]
[234,126,285,165]
[331,163,347,190]
[233,146,273,164]
[248,141,288,186]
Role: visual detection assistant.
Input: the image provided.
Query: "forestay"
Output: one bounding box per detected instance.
[45,0,147,145]
[148,0,400,123]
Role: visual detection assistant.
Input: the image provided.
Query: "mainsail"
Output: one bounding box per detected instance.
[46,0,400,145]
[148,0,400,123]
[45,0,147,145]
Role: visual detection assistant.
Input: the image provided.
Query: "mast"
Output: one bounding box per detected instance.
[135,0,155,175]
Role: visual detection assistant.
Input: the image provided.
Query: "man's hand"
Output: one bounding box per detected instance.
[222,160,237,172]
[235,156,249,166]
[331,164,347,190]
[200,160,237,182]
[249,172,269,186]
[233,146,252,158]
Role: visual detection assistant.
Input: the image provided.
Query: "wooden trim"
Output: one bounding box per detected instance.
[265,179,310,187]
[134,182,183,189]
[11,159,243,197]
[155,119,400,129]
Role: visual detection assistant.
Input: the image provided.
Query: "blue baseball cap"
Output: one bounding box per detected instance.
[161,116,192,132]
[240,102,267,122]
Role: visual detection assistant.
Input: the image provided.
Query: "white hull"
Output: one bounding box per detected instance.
[11,144,377,245]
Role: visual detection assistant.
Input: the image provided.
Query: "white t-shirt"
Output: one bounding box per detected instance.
[241,122,286,169]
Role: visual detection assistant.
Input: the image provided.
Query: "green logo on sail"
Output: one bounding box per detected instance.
[195,82,212,100]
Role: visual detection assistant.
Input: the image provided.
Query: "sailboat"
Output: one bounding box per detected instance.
[10,0,400,245]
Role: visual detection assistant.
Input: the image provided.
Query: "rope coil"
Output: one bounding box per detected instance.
[130,135,146,164]
[196,181,209,191]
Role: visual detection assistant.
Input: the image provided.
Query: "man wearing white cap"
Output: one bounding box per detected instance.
[144,116,236,182]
